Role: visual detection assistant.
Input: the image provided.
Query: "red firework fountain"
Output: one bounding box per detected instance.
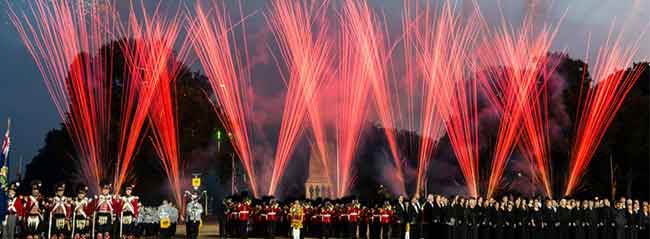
[343,1,406,195]
[565,29,646,196]
[517,58,559,197]
[267,0,333,196]
[9,0,115,191]
[191,2,260,197]
[479,11,561,198]
[146,13,190,210]
[413,1,483,197]
[112,4,185,193]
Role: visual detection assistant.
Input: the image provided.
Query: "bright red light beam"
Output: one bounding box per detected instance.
[147,22,191,211]
[413,1,483,197]
[9,0,116,191]
[267,0,333,196]
[344,0,406,195]
[478,10,561,198]
[190,2,260,197]
[333,0,379,197]
[113,3,185,193]
[517,56,561,197]
[565,28,646,196]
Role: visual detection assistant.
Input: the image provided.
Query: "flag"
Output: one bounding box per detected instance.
[1,118,10,166]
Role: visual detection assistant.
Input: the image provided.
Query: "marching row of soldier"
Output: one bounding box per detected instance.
[221,194,650,239]
[1,180,204,239]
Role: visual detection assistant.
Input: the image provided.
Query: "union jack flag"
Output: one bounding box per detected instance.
[1,119,10,165]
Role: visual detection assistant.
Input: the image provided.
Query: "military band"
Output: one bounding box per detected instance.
[219,194,650,239]
[0,177,648,239]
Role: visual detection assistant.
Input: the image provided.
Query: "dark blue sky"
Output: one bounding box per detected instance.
[0,0,647,175]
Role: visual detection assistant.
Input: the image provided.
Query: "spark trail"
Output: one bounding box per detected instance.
[413,1,482,197]
[9,0,116,191]
[518,59,558,197]
[191,2,260,196]
[267,0,333,196]
[332,0,382,197]
[344,1,405,195]
[478,11,561,198]
[565,29,646,196]
[112,4,186,193]
[147,13,191,209]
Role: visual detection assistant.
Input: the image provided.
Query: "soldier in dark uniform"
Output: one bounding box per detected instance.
[407,196,421,239]
[421,194,434,239]
[394,196,407,239]
[504,202,515,239]
[529,201,543,239]
[542,199,557,239]
[573,201,586,239]
[640,203,649,239]
[478,200,492,239]
[454,197,467,239]
[492,202,505,239]
[445,197,457,239]
[614,201,626,239]
[586,200,599,239]
[626,200,638,239]
[515,200,528,239]
[557,198,571,239]
[465,198,479,239]
[600,199,615,239]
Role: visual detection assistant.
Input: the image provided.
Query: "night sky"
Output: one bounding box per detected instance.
[0,0,647,176]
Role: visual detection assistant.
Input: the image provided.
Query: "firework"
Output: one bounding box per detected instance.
[111,3,186,193]
[565,28,646,196]
[147,11,190,211]
[342,0,406,195]
[478,10,561,198]
[413,1,483,197]
[191,2,260,196]
[517,56,560,197]
[267,0,333,196]
[9,0,116,191]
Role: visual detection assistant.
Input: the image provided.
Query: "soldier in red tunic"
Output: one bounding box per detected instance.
[265,200,281,238]
[224,198,237,237]
[379,201,393,239]
[320,202,334,239]
[25,180,45,239]
[369,205,382,238]
[117,185,138,239]
[347,201,361,238]
[237,198,252,238]
[71,185,92,239]
[3,182,23,238]
[92,181,118,239]
[359,205,370,239]
[254,204,265,236]
[47,183,71,239]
